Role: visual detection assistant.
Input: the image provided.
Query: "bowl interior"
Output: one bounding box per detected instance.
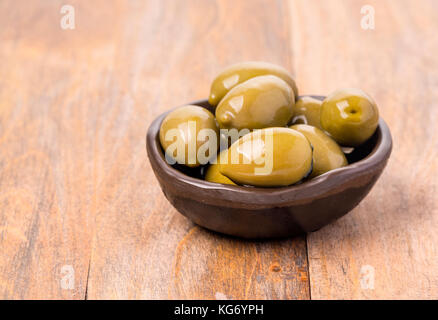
[160,96,380,183]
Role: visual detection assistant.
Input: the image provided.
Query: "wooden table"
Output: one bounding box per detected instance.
[0,0,437,300]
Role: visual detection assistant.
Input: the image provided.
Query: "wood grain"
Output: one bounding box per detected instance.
[0,0,106,299]
[288,0,438,299]
[0,0,309,299]
[85,0,309,300]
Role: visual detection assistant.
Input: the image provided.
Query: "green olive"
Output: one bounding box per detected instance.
[205,151,236,185]
[219,127,312,187]
[209,61,298,106]
[290,124,348,178]
[320,88,379,147]
[291,96,323,129]
[159,105,219,167]
[215,75,295,131]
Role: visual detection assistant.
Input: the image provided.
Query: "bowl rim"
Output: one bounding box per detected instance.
[146,98,393,209]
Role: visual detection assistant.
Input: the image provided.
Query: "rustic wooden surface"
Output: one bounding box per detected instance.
[0,0,436,299]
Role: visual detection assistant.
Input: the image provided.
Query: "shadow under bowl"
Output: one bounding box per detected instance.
[146,97,392,239]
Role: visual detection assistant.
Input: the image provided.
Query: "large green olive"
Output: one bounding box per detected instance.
[205,151,236,185]
[215,75,295,131]
[159,105,219,167]
[320,88,379,147]
[209,61,298,106]
[219,128,312,187]
[290,124,347,178]
[291,96,323,129]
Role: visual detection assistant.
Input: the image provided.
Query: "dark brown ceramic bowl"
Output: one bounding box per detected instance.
[146,97,392,239]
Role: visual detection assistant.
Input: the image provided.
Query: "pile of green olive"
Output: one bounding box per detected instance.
[159,61,379,187]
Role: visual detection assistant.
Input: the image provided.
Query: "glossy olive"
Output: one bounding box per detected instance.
[321,88,379,147]
[290,124,347,178]
[209,61,298,106]
[205,151,236,185]
[215,75,295,131]
[291,96,323,129]
[159,105,219,167]
[219,128,312,187]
